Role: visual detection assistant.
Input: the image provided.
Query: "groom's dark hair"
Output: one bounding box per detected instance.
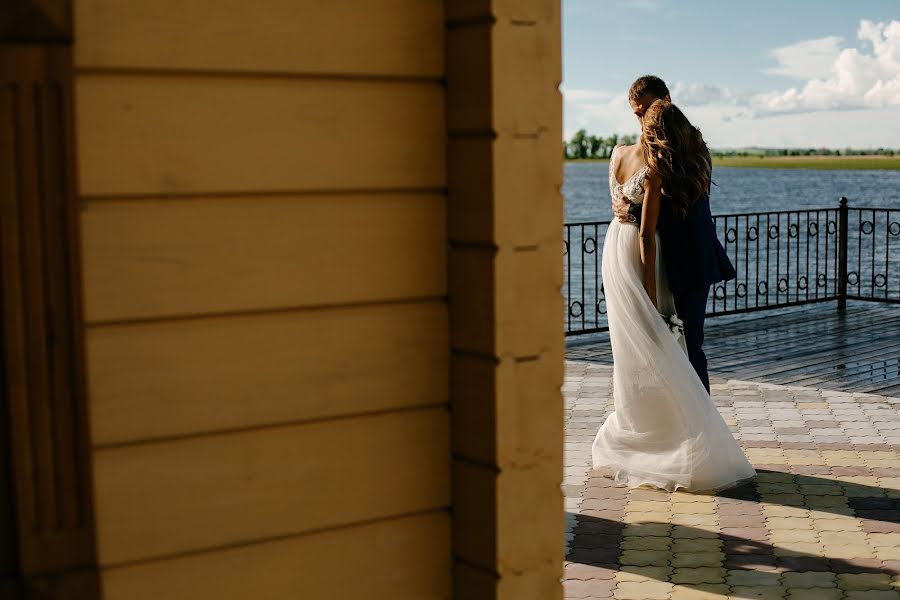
[629,75,670,102]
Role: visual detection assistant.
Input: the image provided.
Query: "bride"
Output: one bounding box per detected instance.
[591,100,755,492]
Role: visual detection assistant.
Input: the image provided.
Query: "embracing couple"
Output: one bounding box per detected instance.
[591,75,756,493]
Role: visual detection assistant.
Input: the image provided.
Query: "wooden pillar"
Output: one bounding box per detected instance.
[445,2,564,598]
[0,2,99,598]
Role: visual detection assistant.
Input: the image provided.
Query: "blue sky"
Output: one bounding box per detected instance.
[563,0,900,147]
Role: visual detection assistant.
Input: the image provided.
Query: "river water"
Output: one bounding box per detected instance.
[563,163,900,334]
[564,162,900,223]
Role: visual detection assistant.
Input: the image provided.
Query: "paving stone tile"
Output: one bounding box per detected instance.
[791,464,833,474]
[727,585,787,599]
[824,544,877,559]
[615,565,672,582]
[671,525,720,539]
[836,572,894,590]
[775,541,826,557]
[758,483,801,495]
[670,551,725,568]
[622,523,672,537]
[723,538,774,555]
[566,547,623,564]
[763,505,810,518]
[669,566,727,585]
[778,556,832,572]
[670,584,731,599]
[767,529,819,543]
[869,533,900,547]
[718,503,765,516]
[767,517,814,530]
[626,501,672,513]
[831,557,890,574]
[619,536,671,551]
[759,493,806,506]
[848,497,895,509]
[818,531,869,546]
[583,509,627,520]
[842,592,900,600]
[581,498,628,511]
[755,471,796,483]
[669,538,722,554]
[855,509,900,521]
[612,580,674,599]
[618,550,671,567]
[724,553,779,570]
[571,534,623,549]
[565,578,617,598]
[721,527,770,541]
[804,496,849,509]
[672,502,716,514]
[726,569,781,586]
[624,511,674,523]
[812,518,862,531]
[719,515,768,528]
[564,563,617,581]
[780,570,836,588]
[874,546,900,561]
[786,589,842,600]
[671,514,719,527]
[625,489,670,502]
[798,484,844,496]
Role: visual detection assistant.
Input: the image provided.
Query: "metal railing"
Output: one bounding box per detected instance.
[564,198,900,336]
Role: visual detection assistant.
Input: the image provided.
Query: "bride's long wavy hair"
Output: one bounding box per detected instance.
[641,100,712,219]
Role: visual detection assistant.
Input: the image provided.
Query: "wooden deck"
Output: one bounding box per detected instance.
[566,301,900,397]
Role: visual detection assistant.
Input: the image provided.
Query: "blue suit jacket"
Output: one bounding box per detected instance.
[630,190,736,295]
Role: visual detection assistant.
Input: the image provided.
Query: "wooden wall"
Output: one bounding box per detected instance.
[73,1,450,598]
[445,2,565,599]
[73,1,563,598]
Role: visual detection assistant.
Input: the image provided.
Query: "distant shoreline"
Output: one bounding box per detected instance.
[566,156,900,170]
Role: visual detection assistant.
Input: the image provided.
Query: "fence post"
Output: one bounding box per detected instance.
[837,196,849,312]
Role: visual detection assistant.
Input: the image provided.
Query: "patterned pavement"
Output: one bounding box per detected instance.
[564,361,900,599]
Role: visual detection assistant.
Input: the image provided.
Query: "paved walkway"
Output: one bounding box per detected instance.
[564,361,900,599]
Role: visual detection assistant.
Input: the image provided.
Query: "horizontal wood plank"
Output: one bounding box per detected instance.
[80,193,446,322]
[75,75,445,196]
[76,0,443,77]
[101,512,450,600]
[88,301,448,445]
[92,407,450,565]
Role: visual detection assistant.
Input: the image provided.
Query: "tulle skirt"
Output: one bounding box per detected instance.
[591,220,756,492]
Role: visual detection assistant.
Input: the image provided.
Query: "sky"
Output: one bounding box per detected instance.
[563,0,900,148]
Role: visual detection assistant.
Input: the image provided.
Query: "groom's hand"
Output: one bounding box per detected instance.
[611,192,636,223]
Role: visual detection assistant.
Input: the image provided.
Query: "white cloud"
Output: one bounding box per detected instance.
[753,20,900,116]
[563,87,637,139]
[617,0,662,10]
[669,82,740,106]
[764,36,844,80]
[562,21,900,146]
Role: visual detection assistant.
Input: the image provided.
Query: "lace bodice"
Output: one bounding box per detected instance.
[609,145,649,205]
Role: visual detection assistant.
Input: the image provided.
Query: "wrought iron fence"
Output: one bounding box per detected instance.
[564,198,900,336]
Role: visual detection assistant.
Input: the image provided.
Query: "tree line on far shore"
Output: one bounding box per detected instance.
[564,128,899,160]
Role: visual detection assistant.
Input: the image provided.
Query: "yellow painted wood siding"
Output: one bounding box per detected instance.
[74,1,450,598]
[76,76,445,197]
[100,513,451,600]
[75,0,443,77]
[80,193,445,322]
[87,301,447,445]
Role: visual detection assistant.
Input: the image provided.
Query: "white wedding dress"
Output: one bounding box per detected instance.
[591,146,755,492]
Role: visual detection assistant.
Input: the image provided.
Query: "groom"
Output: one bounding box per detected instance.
[612,75,736,394]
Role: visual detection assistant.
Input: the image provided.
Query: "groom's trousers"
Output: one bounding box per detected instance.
[672,285,711,394]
